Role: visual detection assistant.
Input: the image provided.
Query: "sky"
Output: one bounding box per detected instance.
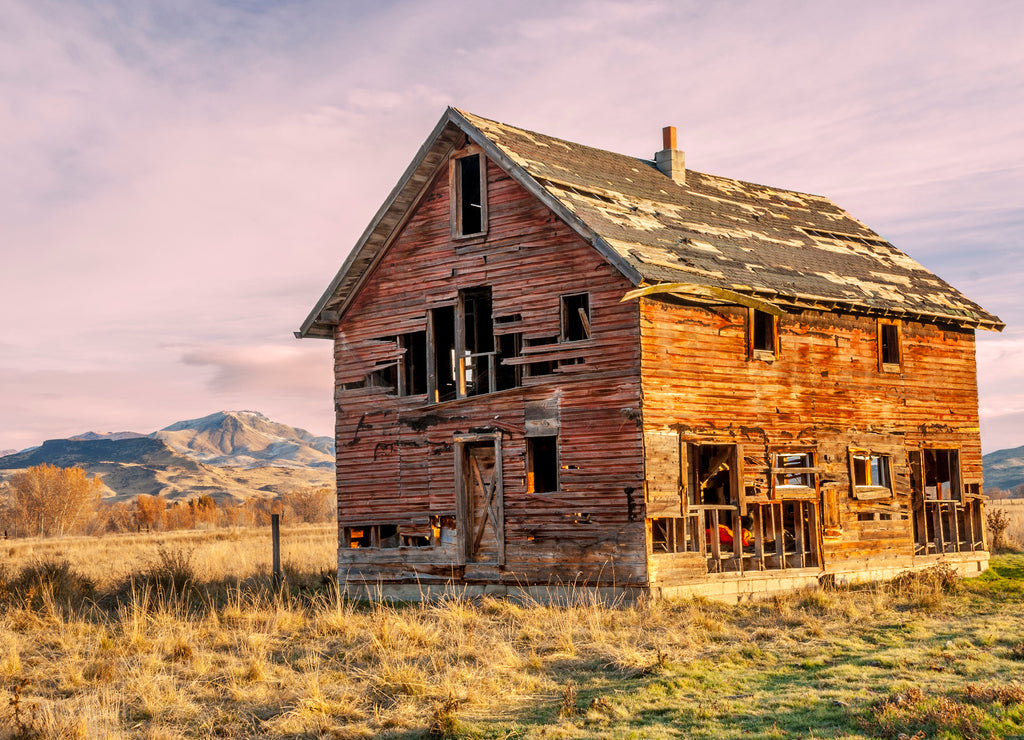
[2,0,1022,454]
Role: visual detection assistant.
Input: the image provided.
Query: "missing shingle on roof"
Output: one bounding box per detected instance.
[801,227,890,248]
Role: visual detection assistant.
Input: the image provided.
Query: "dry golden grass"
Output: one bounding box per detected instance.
[1,528,1023,738]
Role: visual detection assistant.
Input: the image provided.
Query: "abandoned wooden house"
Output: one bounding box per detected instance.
[297,108,1004,602]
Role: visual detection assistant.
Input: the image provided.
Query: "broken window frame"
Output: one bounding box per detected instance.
[770,449,818,499]
[560,292,592,342]
[877,319,902,372]
[427,287,512,403]
[848,448,894,500]
[922,447,962,502]
[451,149,487,239]
[748,308,778,361]
[342,518,455,550]
[526,435,559,494]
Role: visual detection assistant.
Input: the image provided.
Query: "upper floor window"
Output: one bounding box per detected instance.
[878,320,901,372]
[560,293,591,341]
[849,448,893,500]
[773,451,816,491]
[452,153,487,238]
[748,308,777,360]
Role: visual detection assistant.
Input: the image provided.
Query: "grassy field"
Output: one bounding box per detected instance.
[1,523,1024,739]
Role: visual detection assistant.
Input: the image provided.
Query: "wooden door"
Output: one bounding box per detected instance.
[456,437,505,565]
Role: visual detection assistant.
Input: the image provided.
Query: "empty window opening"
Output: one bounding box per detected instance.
[750,309,777,358]
[527,436,559,493]
[400,331,428,396]
[691,444,739,507]
[345,526,372,548]
[495,332,522,391]
[455,154,485,236]
[429,305,457,402]
[850,450,893,498]
[924,448,960,501]
[561,293,591,341]
[367,361,397,392]
[879,321,901,369]
[461,287,495,397]
[774,451,815,489]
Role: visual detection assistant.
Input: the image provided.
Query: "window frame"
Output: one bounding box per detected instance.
[877,319,902,373]
[770,449,818,500]
[848,448,895,500]
[748,308,779,361]
[526,435,559,494]
[450,149,488,240]
[560,292,592,342]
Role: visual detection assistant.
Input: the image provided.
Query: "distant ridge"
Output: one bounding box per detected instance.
[983,444,1024,492]
[0,411,334,503]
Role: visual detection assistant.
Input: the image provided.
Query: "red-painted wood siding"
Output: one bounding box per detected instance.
[332,149,647,586]
[639,299,982,565]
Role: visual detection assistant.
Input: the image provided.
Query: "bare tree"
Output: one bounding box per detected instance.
[6,464,103,537]
[280,487,335,523]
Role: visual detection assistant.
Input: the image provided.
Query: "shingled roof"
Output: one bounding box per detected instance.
[298,108,1003,338]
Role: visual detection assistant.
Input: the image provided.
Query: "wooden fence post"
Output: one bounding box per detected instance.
[272,513,282,590]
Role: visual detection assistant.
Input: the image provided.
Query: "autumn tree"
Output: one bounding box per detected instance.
[135,494,167,531]
[6,464,103,537]
[280,487,335,523]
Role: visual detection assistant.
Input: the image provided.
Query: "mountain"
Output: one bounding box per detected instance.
[153,411,334,468]
[983,445,1024,493]
[0,411,335,503]
[69,431,147,442]
[0,449,16,457]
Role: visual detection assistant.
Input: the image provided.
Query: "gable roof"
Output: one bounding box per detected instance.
[298,108,1003,338]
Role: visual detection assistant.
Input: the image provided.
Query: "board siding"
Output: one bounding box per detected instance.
[333,149,646,587]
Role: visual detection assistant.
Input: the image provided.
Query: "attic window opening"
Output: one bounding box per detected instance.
[453,153,487,238]
[749,309,777,360]
[527,436,558,494]
[878,320,901,372]
[560,293,591,342]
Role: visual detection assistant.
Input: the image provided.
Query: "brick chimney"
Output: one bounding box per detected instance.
[655,126,685,185]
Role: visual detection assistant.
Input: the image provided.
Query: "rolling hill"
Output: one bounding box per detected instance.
[0,411,334,503]
[983,444,1024,493]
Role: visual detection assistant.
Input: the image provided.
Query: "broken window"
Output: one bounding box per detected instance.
[849,449,893,499]
[923,448,961,501]
[749,308,777,359]
[399,331,428,396]
[527,436,558,493]
[453,153,486,237]
[366,361,398,392]
[560,293,591,341]
[428,305,457,402]
[773,451,816,491]
[878,320,901,371]
[344,526,372,548]
[495,332,522,391]
[460,287,495,397]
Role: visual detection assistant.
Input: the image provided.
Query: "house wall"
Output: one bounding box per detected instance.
[331,149,647,588]
[638,299,985,584]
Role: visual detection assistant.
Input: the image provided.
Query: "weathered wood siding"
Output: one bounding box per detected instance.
[639,299,984,579]
[332,148,646,586]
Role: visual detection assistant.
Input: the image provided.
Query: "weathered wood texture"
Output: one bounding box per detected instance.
[638,298,984,583]
[333,147,647,586]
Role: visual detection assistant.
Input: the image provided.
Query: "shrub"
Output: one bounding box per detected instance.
[987,508,1011,550]
[4,558,96,612]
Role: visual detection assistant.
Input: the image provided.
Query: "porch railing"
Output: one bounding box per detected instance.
[914,498,985,555]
